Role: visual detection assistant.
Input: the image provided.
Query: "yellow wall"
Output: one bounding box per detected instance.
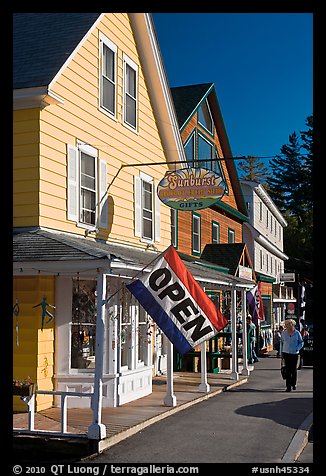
[13,109,40,228]
[28,13,171,250]
[13,276,55,412]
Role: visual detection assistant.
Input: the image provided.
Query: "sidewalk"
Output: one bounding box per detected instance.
[13,353,313,463]
[13,367,249,461]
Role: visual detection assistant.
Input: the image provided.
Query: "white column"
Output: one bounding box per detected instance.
[230,287,239,380]
[241,289,250,376]
[198,341,210,392]
[88,272,107,440]
[163,341,177,406]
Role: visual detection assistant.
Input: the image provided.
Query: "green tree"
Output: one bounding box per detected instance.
[267,115,313,263]
[237,155,270,185]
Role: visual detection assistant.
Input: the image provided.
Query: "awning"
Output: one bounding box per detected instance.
[13,229,255,291]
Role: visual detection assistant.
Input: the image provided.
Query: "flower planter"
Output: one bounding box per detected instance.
[13,384,35,397]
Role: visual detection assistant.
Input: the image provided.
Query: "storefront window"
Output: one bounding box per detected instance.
[120,286,132,369]
[71,279,97,370]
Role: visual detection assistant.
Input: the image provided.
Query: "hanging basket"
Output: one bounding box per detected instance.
[13,384,35,396]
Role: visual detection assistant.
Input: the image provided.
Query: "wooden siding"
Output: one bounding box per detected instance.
[13,277,55,412]
[181,113,238,211]
[33,13,171,250]
[177,208,242,256]
[13,14,171,250]
[13,109,40,227]
[177,111,243,256]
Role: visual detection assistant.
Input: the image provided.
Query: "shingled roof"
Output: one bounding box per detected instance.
[170,83,213,128]
[201,243,253,277]
[13,13,101,89]
[13,230,254,288]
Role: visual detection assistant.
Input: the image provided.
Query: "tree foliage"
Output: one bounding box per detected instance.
[237,155,270,186]
[267,115,313,264]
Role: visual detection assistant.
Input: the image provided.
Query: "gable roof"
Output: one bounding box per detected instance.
[13,13,186,166]
[170,83,248,218]
[13,13,101,89]
[201,243,256,279]
[170,83,213,128]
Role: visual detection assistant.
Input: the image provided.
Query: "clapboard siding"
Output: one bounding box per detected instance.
[21,13,171,248]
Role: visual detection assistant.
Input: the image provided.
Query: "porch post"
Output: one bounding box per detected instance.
[88,271,107,440]
[163,340,177,406]
[198,340,210,392]
[241,288,250,376]
[230,287,239,380]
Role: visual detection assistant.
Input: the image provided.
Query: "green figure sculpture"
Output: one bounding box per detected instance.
[33,295,56,330]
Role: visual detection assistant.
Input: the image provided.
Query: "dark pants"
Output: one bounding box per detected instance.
[283,352,299,389]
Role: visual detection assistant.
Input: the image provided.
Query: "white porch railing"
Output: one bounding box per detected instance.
[13,390,94,438]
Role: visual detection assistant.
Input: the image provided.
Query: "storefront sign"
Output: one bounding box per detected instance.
[157,168,226,210]
[238,265,252,280]
[280,273,295,282]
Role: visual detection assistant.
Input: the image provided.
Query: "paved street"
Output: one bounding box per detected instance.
[89,354,313,464]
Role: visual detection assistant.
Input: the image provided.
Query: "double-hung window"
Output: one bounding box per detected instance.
[67,143,108,230]
[100,34,117,118]
[228,228,235,243]
[123,54,138,130]
[134,172,160,243]
[192,212,201,255]
[171,209,178,248]
[212,221,220,244]
[142,179,153,241]
[80,147,97,226]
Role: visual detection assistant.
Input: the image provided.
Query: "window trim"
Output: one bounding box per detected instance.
[171,209,178,248]
[228,227,235,243]
[212,220,220,244]
[77,142,98,229]
[123,53,138,132]
[184,130,196,168]
[99,33,117,120]
[197,98,214,135]
[197,132,214,171]
[192,212,201,256]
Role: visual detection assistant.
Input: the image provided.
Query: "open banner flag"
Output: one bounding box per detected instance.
[247,283,265,324]
[126,246,228,355]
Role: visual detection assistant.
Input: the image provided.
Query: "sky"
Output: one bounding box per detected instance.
[152,13,313,168]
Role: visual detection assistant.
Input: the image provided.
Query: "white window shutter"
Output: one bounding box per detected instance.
[99,160,108,229]
[134,175,141,237]
[67,144,78,222]
[155,184,161,242]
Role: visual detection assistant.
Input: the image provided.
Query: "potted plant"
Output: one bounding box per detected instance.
[13,377,35,396]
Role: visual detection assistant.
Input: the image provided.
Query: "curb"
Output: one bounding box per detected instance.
[92,377,248,455]
[281,412,313,463]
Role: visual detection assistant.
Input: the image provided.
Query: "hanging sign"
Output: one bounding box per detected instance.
[157,168,226,210]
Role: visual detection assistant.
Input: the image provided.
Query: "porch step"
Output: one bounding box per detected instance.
[13,434,96,463]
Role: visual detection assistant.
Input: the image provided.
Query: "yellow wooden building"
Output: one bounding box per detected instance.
[13,13,186,411]
[13,14,256,424]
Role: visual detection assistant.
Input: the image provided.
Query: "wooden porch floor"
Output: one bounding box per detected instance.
[13,371,248,448]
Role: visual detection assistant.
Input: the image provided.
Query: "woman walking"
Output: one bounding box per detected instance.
[280,319,304,392]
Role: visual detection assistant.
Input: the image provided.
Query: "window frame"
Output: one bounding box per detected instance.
[78,142,98,228]
[197,98,213,135]
[212,220,220,244]
[123,54,138,131]
[184,130,196,168]
[99,33,117,120]
[228,228,235,243]
[171,209,178,248]
[192,212,201,256]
